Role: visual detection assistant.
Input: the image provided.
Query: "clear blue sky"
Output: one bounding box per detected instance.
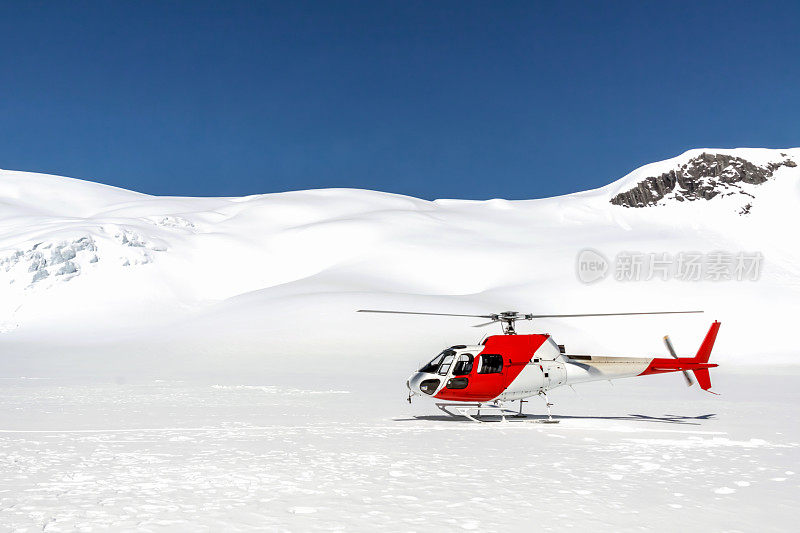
[0,1,797,200]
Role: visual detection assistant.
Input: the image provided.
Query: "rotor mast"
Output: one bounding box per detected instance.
[480,312,532,334]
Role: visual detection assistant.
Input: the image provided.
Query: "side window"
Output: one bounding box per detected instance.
[477,354,503,374]
[446,377,468,389]
[452,354,474,376]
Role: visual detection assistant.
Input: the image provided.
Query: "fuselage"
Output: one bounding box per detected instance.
[407,332,716,402]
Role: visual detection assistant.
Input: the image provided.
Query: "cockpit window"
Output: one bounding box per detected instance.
[419,350,454,373]
[452,354,474,376]
[477,354,503,374]
[437,353,455,375]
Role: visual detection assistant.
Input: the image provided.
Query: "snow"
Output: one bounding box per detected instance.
[2,149,800,371]
[1,148,799,530]
[0,371,797,531]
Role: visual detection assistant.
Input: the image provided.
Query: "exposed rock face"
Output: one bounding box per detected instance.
[610,153,797,208]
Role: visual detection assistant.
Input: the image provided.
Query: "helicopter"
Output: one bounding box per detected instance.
[358,309,720,423]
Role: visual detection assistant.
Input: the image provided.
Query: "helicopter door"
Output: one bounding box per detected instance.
[542,361,566,388]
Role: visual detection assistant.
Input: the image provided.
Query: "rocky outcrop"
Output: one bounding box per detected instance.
[610,153,797,208]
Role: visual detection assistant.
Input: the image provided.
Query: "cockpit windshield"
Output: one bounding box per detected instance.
[419,349,455,374]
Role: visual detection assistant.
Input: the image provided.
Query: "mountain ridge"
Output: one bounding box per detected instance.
[608,149,798,208]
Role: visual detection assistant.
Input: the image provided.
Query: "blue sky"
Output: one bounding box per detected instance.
[0,1,797,200]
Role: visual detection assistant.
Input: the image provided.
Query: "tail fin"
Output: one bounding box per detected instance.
[692,321,721,390]
[694,321,721,363]
[693,368,712,390]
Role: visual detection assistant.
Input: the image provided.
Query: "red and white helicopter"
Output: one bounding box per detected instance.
[358,309,720,422]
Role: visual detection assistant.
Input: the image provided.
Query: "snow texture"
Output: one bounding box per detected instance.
[0,372,797,531]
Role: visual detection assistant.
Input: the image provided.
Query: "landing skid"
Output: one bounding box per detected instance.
[435,399,560,424]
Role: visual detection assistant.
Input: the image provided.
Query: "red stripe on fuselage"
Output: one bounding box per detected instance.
[639,358,718,376]
[434,334,549,402]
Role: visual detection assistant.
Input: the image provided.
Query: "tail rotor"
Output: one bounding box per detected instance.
[663,335,694,387]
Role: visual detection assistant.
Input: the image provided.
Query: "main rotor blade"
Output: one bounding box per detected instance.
[472,320,499,328]
[357,309,495,319]
[358,309,703,320]
[664,335,695,387]
[528,311,704,319]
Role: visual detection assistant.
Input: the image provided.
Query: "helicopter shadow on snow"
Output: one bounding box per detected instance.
[393,413,717,425]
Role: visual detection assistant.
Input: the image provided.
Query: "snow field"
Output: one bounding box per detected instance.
[0,371,797,532]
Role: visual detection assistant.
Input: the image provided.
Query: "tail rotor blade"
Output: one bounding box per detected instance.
[663,335,679,358]
[664,335,694,387]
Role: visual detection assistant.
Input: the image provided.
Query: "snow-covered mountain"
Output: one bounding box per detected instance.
[1,148,799,377]
[608,149,797,210]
